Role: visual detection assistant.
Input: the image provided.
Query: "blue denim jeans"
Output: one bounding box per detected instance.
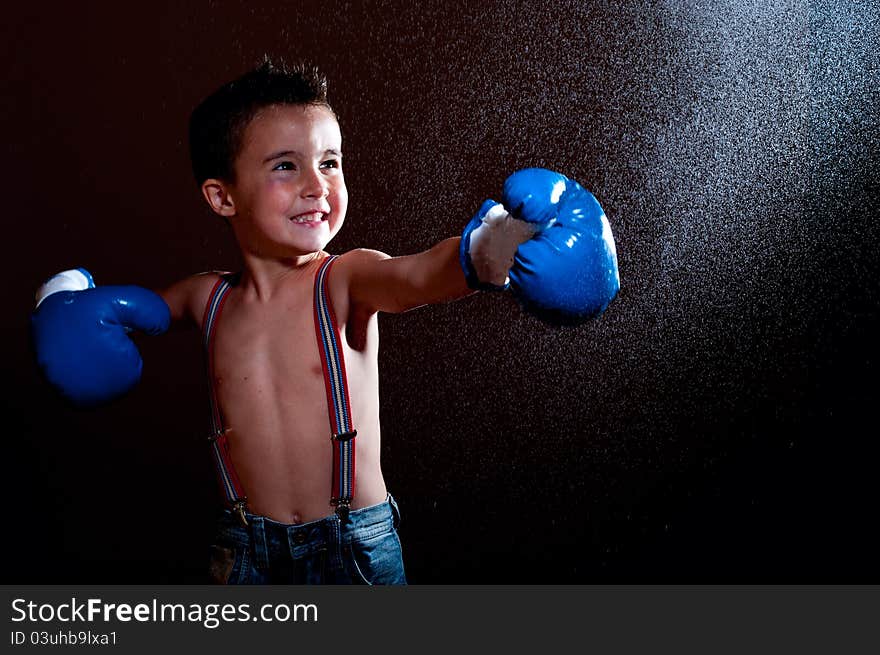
[208,494,407,585]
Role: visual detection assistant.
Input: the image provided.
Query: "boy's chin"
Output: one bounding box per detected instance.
[285,236,333,257]
[286,226,333,251]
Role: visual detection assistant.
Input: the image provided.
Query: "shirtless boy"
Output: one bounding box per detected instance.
[31,61,619,584]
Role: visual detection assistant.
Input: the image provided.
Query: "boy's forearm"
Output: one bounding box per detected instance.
[414,237,474,304]
[351,238,476,314]
[385,237,475,313]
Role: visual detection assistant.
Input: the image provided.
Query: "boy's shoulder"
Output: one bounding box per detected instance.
[331,248,391,275]
[328,248,392,292]
[158,270,231,329]
[182,270,230,295]
[190,271,234,320]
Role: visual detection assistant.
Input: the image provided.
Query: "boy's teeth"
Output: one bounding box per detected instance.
[292,213,322,223]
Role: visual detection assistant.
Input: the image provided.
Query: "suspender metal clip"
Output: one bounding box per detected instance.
[331,430,357,442]
[208,429,230,443]
[231,499,249,527]
[332,498,351,521]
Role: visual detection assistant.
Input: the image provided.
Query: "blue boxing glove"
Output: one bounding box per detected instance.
[31,268,171,407]
[460,168,620,324]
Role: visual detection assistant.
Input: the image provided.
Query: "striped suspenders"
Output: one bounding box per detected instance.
[314,256,357,519]
[203,273,249,525]
[202,257,357,526]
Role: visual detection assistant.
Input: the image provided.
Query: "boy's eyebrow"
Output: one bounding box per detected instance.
[263,148,342,163]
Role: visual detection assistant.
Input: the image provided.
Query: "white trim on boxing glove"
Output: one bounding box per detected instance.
[35,268,95,309]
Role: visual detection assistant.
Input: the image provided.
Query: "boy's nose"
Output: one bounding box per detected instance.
[301,168,329,198]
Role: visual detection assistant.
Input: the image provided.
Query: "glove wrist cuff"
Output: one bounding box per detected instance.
[35,268,95,309]
[460,201,510,292]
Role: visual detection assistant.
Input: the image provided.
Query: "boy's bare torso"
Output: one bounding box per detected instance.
[191,253,386,524]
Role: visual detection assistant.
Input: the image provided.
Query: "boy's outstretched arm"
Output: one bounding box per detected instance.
[347,237,475,315]
[348,167,620,324]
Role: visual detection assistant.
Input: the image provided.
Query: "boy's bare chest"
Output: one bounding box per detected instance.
[212,292,327,384]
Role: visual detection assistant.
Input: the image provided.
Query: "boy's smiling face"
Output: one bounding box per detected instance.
[221,103,347,258]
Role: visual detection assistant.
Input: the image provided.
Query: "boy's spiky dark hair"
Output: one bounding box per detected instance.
[189,57,332,184]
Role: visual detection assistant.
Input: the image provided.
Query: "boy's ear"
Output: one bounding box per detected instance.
[201,179,236,218]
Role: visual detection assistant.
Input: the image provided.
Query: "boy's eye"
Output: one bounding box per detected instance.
[273,161,295,171]
[320,159,339,169]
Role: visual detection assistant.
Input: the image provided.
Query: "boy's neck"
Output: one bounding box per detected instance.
[237,250,327,301]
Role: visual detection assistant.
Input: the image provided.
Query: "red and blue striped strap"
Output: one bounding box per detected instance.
[313,255,356,518]
[203,273,249,524]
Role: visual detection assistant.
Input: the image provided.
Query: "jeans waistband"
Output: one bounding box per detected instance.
[217,494,400,555]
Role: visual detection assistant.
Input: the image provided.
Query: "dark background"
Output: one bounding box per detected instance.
[3,1,878,583]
